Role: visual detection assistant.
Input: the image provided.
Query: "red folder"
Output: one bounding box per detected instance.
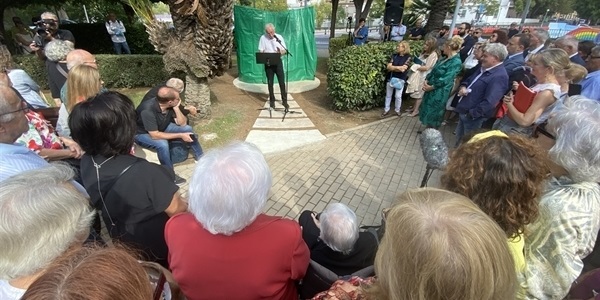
[511,82,538,114]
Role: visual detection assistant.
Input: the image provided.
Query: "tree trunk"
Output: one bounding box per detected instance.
[329,0,339,39]
[425,0,450,33]
[353,0,375,28]
[185,74,211,121]
[120,1,136,24]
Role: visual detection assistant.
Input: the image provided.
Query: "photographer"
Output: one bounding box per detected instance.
[29,12,75,107]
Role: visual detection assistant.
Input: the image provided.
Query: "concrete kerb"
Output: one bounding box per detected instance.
[233,77,321,94]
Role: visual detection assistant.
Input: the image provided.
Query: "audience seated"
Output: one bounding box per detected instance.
[21,245,153,300]
[0,46,48,109]
[134,86,203,184]
[442,130,550,271]
[56,64,102,138]
[165,141,310,300]
[42,38,73,107]
[0,164,94,299]
[299,203,377,276]
[69,91,188,267]
[313,188,517,300]
[0,85,51,182]
[520,96,600,299]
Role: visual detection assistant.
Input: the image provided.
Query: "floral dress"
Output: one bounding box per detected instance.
[15,111,63,152]
[312,276,375,300]
[419,54,463,128]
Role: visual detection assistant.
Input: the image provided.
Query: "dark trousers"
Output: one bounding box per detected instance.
[265,63,287,108]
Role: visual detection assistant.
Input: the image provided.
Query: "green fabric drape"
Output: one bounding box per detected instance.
[234,5,317,84]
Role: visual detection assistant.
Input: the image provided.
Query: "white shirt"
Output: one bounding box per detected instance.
[390,25,406,41]
[0,280,25,300]
[258,34,286,53]
[525,44,544,61]
[105,20,127,43]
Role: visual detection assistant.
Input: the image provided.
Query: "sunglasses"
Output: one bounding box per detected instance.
[0,100,29,117]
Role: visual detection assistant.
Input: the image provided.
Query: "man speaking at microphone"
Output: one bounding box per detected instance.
[258,23,289,111]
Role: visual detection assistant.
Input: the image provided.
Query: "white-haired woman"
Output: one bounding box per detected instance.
[0,165,94,300]
[298,203,377,276]
[165,141,310,300]
[521,96,600,299]
[42,39,73,107]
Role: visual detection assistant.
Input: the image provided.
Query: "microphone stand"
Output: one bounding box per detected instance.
[419,164,435,188]
[274,36,301,122]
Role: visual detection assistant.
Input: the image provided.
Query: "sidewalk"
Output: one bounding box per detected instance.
[175,116,457,226]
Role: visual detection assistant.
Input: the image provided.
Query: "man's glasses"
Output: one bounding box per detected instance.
[474,31,482,34]
[0,100,29,117]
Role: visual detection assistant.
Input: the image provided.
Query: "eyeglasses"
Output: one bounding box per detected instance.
[0,100,29,117]
[532,123,555,140]
[474,31,482,34]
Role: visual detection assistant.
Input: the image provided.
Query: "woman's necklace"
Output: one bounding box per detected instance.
[91,155,116,226]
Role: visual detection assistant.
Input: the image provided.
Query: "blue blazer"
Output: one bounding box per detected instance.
[504,53,525,77]
[570,53,586,67]
[460,35,476,62]
[455,64,509,119]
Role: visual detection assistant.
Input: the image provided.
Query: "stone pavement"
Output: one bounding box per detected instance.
[174,115,457,226]
[245,94,327,154]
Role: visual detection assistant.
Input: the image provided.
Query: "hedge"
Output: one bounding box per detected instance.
[327,40,424,111]
[60,23,157,55]
[13,54,170,89]
[328,35,352,58]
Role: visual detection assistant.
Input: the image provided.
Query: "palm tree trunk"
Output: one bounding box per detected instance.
[425,0,451,33]
[185,74,211,120]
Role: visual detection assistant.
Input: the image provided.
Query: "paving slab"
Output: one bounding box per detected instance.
[233,78,320,94]
[258,109,308,118]
[245,129,326,154]
[252,117,316,129]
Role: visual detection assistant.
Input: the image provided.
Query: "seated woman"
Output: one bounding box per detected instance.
[298,203,377,275]
[0,165,94,300]
[165,141,310,300]
[0,46,48,109]
[493,48,567,135]
[56,64,102,138]
[520,96,600,299]
[313,188,517,300]
[22,245,152,300]
[69,91,188,268]
[441,130,550,271]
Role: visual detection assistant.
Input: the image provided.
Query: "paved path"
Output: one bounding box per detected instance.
[245,94,327,154]
[175,116,457,226]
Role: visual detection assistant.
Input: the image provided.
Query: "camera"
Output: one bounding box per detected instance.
[32,19,57,47]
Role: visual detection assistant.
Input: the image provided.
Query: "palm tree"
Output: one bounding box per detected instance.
[128,0,234,119]
[404,0,454,33]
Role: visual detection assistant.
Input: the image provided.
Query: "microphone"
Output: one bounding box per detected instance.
[419,128,449,170]
[274,35,281,43]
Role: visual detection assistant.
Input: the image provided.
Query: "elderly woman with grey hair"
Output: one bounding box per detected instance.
[298,203,377,276]
[519,96,600,299]
[165,141,309,300]
[0,164,94,300]
[42,39,73,106]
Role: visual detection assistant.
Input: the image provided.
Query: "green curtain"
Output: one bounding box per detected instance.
[234,5,317,84]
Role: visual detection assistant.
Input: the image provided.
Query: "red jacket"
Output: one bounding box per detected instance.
[165,213,310,300]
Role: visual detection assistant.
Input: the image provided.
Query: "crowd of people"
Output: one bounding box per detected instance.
[1,11,600,300]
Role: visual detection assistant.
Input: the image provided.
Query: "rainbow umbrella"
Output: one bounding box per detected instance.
[566,27,600,44]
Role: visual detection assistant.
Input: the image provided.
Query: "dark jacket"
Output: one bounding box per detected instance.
[460,35,476,62]
[455,64,509,119]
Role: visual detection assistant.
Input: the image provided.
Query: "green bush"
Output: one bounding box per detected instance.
[60,23,157,55]
[13,54,170,89]
[327,40,424,111]
[328,36,352,58]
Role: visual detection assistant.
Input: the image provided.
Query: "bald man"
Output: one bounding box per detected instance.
[135,86,203,184]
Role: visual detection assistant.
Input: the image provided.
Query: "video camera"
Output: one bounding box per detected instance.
[32,19,57,47]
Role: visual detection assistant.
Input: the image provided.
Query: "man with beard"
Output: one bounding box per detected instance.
[458,22,475,62]
[436,25,450,52]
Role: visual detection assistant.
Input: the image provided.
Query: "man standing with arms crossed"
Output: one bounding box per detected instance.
[258,23,289,112]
